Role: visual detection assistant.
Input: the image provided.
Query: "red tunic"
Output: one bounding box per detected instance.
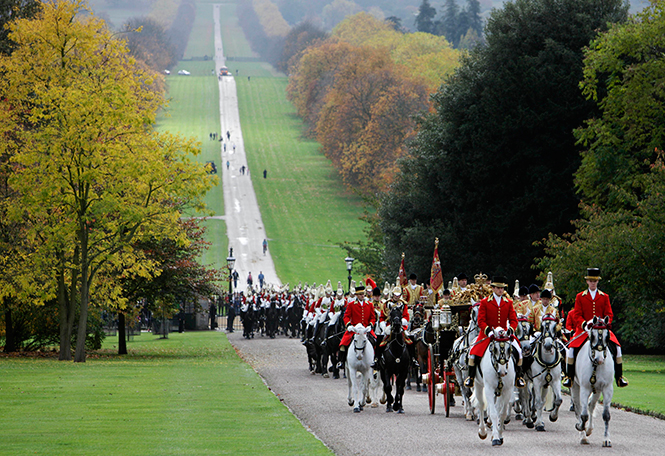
[340,299,377,347]
[568,289,620,348]
[469,294,518,357]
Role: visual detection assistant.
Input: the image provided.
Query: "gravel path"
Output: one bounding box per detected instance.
[228,331,664,455]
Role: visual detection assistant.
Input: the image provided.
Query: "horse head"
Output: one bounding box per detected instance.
[516,315,532,342]
[489,327,513,377]
[540,313,559,352]
[389,305,404,336]
[586,316,610,365]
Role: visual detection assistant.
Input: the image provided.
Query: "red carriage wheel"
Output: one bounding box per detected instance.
[444,369,452,417]
[428,343,436,414]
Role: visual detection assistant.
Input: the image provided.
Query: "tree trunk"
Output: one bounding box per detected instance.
[57,265,75,361]
[118,312,127,355]
[74,232,89,363]
[3,305,17,353]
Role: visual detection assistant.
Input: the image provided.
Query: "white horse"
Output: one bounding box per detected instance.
[528,313,563,431]
[367,368,385,408]
[452,303,480,420]
[472,327,516,447]
[345,323,374,413]
[513,315,534,425]
[571,316,614,447]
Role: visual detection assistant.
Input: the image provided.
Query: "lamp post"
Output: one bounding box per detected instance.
[345,256,355,293]
[227,248,236,310]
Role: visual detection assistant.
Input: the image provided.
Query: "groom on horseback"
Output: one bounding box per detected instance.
[337,285,377,368]
[562,268,628,388]
[464,276,526,389]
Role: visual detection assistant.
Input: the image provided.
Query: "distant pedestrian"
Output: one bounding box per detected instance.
[223,143,226,152]
[226,296,236,332]
[232,269,239,288]
[247,272,253,287]
[263,169,267,179]
[262,238,267,255]
[226,160,230,170]
[233,144,236,152]
[236,69,239,76]
[258,271,265,289]
[227,131,230,140]
[248,76,250,82]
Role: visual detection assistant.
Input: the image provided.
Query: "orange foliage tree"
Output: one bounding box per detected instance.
[286,12,459,195]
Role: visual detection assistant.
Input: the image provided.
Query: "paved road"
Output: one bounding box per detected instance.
[229,331,663,455]
[213,4,280,289]
[212,4,664,454]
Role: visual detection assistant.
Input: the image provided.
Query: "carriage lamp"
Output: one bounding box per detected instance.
[432,309,441,330]
[344,257,355,293]
[441,305,452,326]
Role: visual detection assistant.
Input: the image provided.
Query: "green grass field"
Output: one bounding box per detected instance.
[0,332,332,456]
[613,355,665,416]
[235,76,366,285]
[157,71,228,272]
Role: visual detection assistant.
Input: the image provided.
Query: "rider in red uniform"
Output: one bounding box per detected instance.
[337,285,376,367]
[464,276,526,389]
[562,268,628,388]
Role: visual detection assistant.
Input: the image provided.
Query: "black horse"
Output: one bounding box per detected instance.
[286,297,303,338]
[265,300,279,338]
[306,318,328,374]
[240,305,255,339]
[325,311,346,379]
[380,305,411,413]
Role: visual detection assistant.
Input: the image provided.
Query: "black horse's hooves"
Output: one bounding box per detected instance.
[397,408,405,414]
[353,407,361,413]
[492,439,503,446]
[386,406,393,413]
[536,425,546,432]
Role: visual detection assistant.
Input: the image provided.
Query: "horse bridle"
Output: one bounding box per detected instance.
[587,323,609,393]
[531,316,562,384]
[489,334,512,397]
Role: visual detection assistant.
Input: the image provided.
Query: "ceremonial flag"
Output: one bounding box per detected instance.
[430,238,443,293]
[398,253,407,286]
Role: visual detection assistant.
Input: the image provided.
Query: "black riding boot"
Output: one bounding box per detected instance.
[337,347,347,369]
[515,364,526,388]
[615,362,628,387]
[464,363,476,388]
[562,358,575,388]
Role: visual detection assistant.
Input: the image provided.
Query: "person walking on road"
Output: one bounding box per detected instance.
[226,131,230,140]
[232,269,239,289]
[226,160,230,170]
[247,272,253,288]
[258,271,265,289]
[262,238,268,255]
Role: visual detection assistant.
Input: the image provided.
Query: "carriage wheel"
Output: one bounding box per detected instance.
[428,343,436,414]
[444,369,452,417]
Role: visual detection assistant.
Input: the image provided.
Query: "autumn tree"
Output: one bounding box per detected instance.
[0,0,213,361]
[276,20,327,73]
[378,0,628,284]
[123,17,177,73]
[116,218,224,354]
[0,0,40,54]
[538,2,665,349]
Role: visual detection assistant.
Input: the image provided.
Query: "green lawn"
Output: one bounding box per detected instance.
[157,71,228,272]
[235,76,366,285]
[0,332,332,456]
[613,355,665,416]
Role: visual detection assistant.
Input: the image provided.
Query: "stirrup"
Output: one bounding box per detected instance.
[464,377,474,388]
[562,376,572,388]
[616,376,628,388]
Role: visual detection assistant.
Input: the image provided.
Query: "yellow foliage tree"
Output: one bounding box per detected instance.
[253,0,290,37]
[0,0,213,361]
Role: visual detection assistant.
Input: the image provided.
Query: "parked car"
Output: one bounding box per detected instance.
[164,69,171,75]
[177,70,190,76]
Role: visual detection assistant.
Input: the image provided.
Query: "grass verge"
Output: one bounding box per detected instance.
[235,76,366,285]
[611,354,665,417]
[0,332,332,456]
[157,70,228,272]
